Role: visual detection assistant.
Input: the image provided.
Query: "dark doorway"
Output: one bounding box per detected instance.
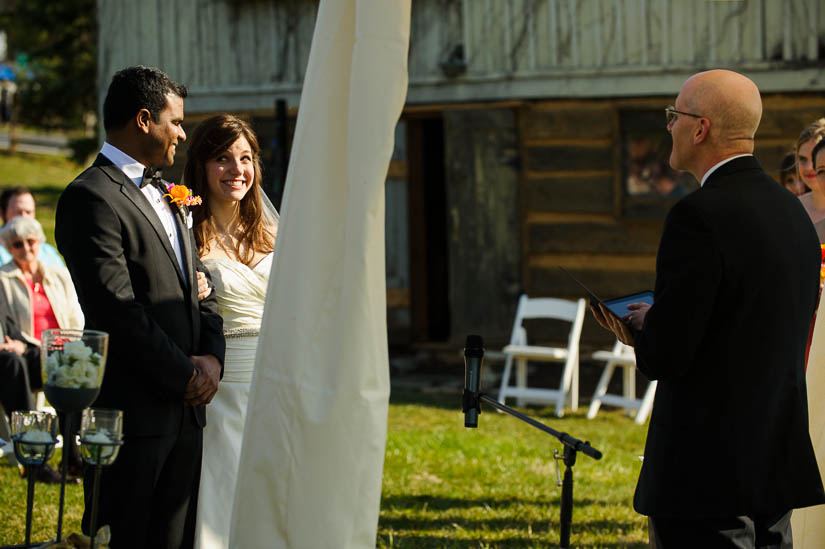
[407,115,450,343]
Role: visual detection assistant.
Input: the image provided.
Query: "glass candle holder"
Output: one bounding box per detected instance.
[79,408,123,466]
[11,410,58,466]
[41,329,109,413]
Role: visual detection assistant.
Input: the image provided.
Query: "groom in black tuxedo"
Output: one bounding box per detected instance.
[594,70,825,547]
[55,66,225,548]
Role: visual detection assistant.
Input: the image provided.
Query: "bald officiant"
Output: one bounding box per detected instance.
[593,70,825,547]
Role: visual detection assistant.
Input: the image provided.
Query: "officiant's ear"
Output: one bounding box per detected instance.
[692,117,710,145]
[136,108,153,134]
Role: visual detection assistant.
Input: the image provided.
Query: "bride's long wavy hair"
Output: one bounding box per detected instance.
[184,114,276,263]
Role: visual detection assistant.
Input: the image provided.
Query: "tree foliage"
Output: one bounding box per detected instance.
[1,0,96,129]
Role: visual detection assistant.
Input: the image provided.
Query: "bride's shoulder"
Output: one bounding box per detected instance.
[250,251,274,271]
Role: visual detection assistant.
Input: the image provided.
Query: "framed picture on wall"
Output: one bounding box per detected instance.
[620,109,699,219]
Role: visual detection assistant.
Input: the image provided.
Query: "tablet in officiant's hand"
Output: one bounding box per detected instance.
[558,266,654,322]
[601,291,654,320]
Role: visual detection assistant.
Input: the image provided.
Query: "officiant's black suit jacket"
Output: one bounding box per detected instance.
[633,155,825,519]
[55,154,225,437]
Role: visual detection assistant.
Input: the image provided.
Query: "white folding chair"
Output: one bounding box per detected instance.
[586,340,657,424]
[497,294,586,417]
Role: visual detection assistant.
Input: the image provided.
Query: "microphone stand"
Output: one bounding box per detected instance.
[463,390,602,549]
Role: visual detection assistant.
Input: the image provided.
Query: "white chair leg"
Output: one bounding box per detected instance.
[623,365,636,416]
[515,358,527,407]
[571,353,579,411]
[636,380,658,424]
[498,355,514,404]
[587,361,616,419]
[557,355,576,417]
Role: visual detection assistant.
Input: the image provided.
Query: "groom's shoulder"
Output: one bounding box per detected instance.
[59,170,117,221]
[64,159,119,198]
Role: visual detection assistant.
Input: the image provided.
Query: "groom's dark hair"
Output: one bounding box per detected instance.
[103,65,187,132]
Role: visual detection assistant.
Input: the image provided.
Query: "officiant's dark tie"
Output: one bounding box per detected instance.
[140,167,161,189]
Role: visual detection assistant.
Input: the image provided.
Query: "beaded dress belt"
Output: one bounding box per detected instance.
[223,328,260,339]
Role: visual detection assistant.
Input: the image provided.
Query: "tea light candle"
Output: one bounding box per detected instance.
[20,430,53,443]
[84,432,113,444]
[82,430,118,462]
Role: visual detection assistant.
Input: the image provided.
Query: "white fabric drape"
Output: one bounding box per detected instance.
[793,294,825,546]
[228,1,410,547]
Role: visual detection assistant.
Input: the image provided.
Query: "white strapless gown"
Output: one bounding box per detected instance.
[194,253,272,549]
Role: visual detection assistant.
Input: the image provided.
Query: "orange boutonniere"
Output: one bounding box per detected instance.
[163,184,202,207]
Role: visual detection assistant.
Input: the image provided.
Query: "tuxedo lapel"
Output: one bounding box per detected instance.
[169,199,195,290]
[167,198,200,349]
[94,156,188,288]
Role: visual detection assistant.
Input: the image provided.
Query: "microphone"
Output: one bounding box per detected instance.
[463,334,484,428]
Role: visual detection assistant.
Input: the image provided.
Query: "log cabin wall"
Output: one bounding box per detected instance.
[97,0,825,348]
[517,94,825,348]
[442,108,522,348]
[98,0,825,113]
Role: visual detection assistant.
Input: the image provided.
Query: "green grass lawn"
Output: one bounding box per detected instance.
[377,390,648,548]
[0,150,82,246]
[0,448,85,545]
[0,389,648,547]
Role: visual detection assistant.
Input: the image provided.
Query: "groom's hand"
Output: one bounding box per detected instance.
[184,355,221,405]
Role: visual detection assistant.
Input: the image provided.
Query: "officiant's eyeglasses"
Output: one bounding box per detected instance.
[10,238,38,250]
[665,105,704,125]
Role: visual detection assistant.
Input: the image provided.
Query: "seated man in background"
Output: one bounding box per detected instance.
[0,186,63,266]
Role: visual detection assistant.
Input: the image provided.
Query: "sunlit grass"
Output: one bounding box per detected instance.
[0,449,84,545]
[0,150,81,246]
[1,390,649,547]
[377,390,648,548]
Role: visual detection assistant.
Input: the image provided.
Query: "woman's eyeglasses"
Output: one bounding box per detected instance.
[665,105,704,125]
[10,238,38,250]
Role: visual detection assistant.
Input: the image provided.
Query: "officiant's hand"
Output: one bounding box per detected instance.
[623,302,650,331]
[196,271,211,301]
[591,304,635,346]
[184,354,221,405]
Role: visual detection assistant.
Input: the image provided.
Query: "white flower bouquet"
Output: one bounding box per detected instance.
[44,340,105,389]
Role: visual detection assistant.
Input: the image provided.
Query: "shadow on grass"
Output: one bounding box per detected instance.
[380,494,643,539]
[377,534,648,549]
[382,494,604,510]
[380,514,642,533]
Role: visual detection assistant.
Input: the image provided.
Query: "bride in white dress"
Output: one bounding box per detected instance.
[183,114,278,549]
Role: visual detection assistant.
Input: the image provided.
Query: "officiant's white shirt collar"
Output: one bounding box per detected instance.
[100,141,146,187]
[700,154,752,187]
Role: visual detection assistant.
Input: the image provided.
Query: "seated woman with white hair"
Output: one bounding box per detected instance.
[0,216,85,480]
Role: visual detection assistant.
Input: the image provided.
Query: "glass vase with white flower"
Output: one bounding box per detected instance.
[41,329,109,413]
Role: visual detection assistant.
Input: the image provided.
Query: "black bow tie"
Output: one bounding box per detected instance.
[140,167,161,189]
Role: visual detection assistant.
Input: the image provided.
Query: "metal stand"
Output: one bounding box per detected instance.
[23,467,36,548]
[88,463,103,549]
[469,392,602,548]
[557,445,577,547]
[81,439,123,549]
[4,436,55,549]
[55,414,72,541]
